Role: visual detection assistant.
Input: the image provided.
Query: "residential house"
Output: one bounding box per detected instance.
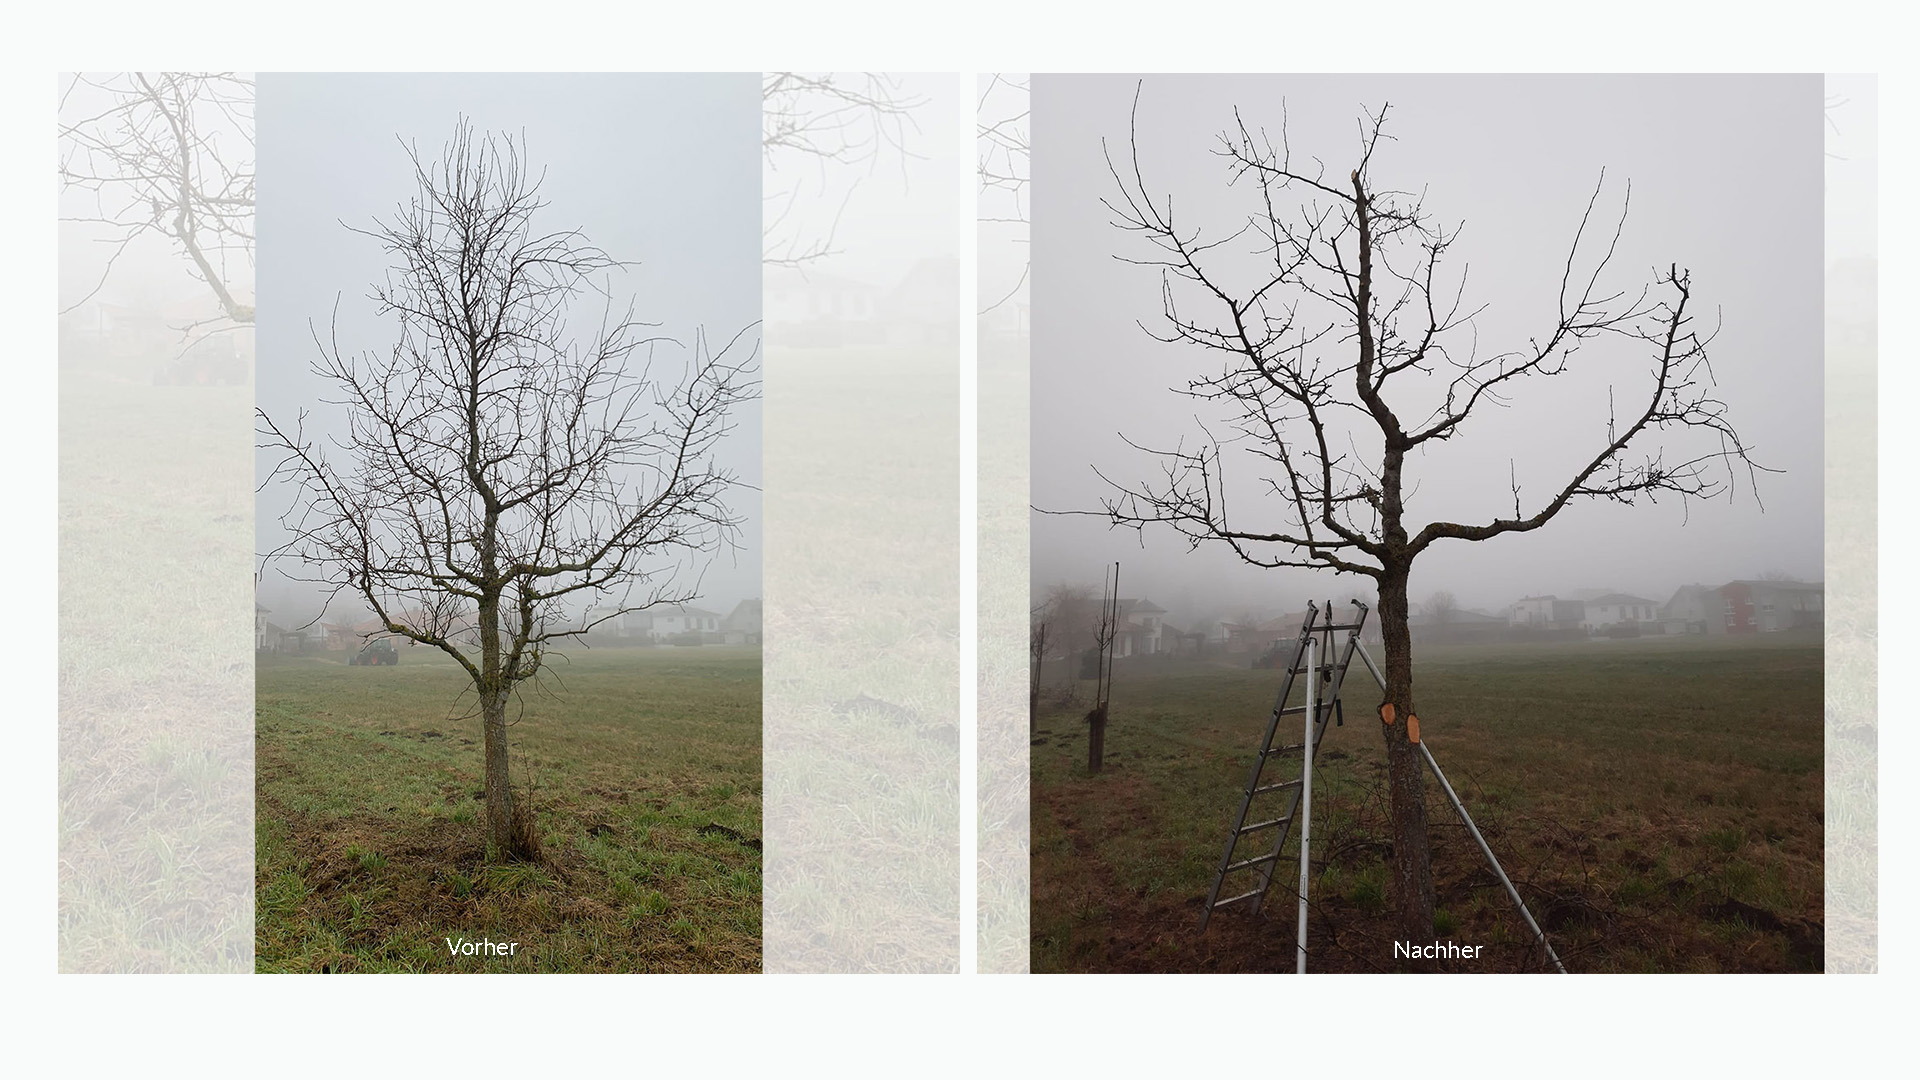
[1660,585,1716,635]
[1509,595,1586,631]
[764,266,884,348]
[1718,580,1824,634]
[723,599,763,645]
[1580,593,1660,631]
[585,604,723,643]
[649,605,723,637]
[1109,599,1166,658]
[883,257,960,346]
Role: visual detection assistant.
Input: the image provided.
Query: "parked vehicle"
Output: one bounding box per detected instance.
[347,637,399,666]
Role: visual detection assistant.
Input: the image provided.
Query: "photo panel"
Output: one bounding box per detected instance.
[1027,73,1827,973]
[253,73,763,973]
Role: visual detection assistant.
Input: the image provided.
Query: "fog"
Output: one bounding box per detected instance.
[763,72,959,308]
[253,73,762,632]
[1031,74,1824,628]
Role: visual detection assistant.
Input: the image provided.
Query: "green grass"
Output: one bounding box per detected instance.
[1032,633,1824,973]
[254,646,761,973]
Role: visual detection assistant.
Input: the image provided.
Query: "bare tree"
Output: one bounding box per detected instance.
[59,72,255,336]
[1092,89,1765,943]
[978,74,1030,315]
[1423,590,1458,630]
[257,122,758,861]
[762,72,924,268]
[1038,583,1100,689]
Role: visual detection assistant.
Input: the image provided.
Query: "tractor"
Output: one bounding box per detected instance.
[347,637,399,666]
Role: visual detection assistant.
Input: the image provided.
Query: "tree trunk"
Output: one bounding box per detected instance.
[1376,564,1436,954]
[1087,705,1107,773]
[477,592,537,861]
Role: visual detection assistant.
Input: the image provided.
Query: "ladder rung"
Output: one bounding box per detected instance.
[1262,745,1305,758]
[1211,889,1261,910]
[1318,622,1366,632]
[1225,852,1281,874]
[1237,814,1292,835]
[1253,778,1303,795]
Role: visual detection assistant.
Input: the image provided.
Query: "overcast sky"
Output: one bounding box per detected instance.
[254,73,761,629]
[1032,74,1823,623]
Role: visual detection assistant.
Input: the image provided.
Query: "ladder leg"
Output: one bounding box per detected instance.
[1296,636,1317,973]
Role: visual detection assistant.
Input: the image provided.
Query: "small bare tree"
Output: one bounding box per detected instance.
[1038,583,1100,696]
[1086,563,1122,773]
[1095,89,1765,944]
[59,72,255,334]
[258,122,758,861]
[1423,590,1458,632]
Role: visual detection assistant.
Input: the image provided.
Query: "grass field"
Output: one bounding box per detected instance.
[59,369,255,972]
[1032,633,1824,973]
[255,646,761,973]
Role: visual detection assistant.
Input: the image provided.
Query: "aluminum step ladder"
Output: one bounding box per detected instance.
[1200,600,1369,942]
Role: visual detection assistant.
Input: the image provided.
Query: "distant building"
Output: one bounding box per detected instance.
[585,603,723,643]
[1581,593,1659,631]
[1660,584,1717,635]
[722,599,762,646]
[1717,580,1824,634]
[1509,594,1585,631]
[763,266,885,348]
[1110,599,1166,658]
[882,257,959,346]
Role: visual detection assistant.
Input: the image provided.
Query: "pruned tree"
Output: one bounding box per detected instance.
[1093,89,1765,944]
[1086,563,1121,773]
[258,121,758,861]
[1029,610,1048,735]
[59,72,255,338]
[762,72,924,268]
